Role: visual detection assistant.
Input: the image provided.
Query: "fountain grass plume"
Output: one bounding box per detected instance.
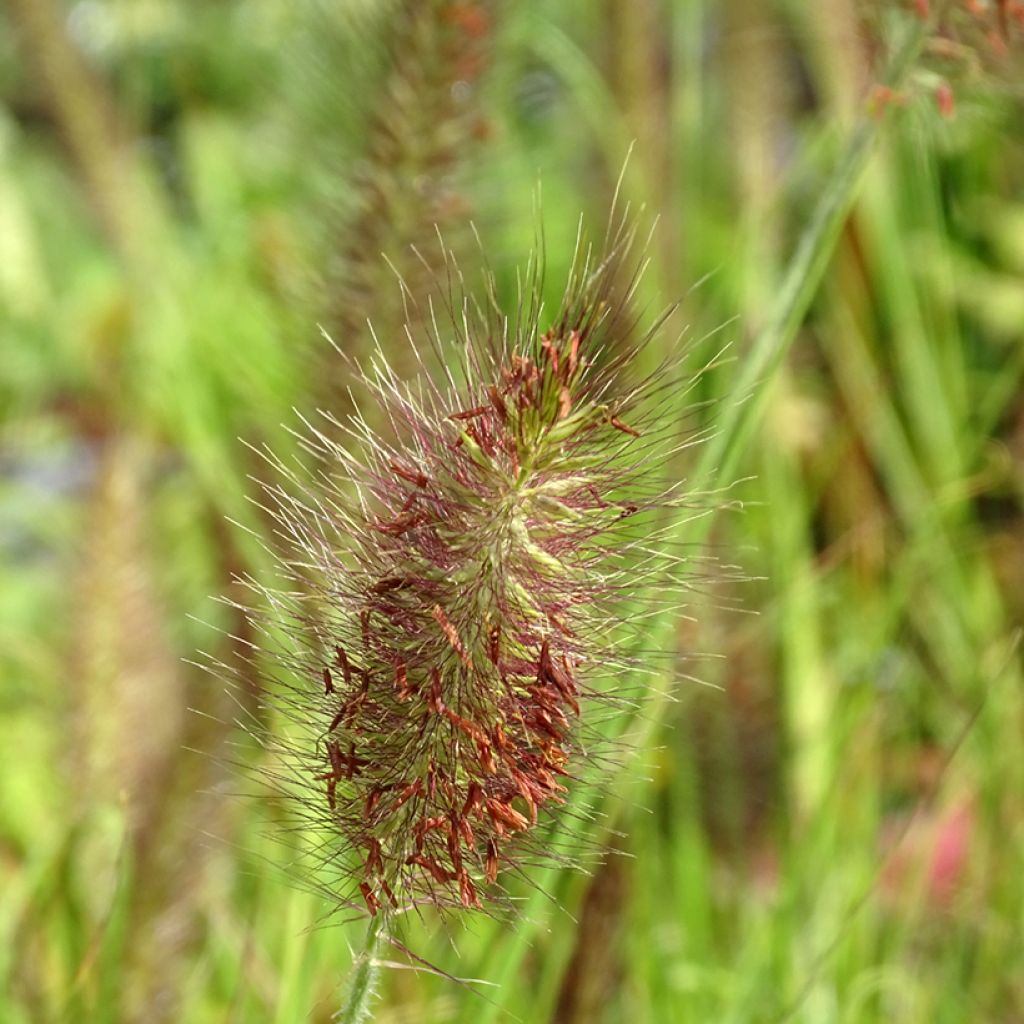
[207,214,702,1019]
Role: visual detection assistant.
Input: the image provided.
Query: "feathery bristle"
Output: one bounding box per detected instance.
[222,220,696,919]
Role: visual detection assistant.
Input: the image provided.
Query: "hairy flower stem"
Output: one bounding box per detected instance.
[336,916,385,1024]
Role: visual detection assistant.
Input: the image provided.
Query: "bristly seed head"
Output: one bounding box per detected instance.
[226,220,694,920]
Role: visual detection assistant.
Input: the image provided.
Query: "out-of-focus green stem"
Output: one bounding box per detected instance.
[336,916,385,1024]
[692,16,931,495]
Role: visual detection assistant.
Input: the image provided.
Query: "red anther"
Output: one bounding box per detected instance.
[406,854,455,885]
[540,336,560,377]
[486,798,528,833]
[323,666,334,695]
[418,815,447,835]
[380,878,398,908]
[536,638,551,682]
[486,839,499,884]
[366,837,384,876]
[428,667,446,713]
[390,461,428,487]
[332,689,365,729]
[372,576,408,594]
[527,709,563,742]
[449,406,490,421]
[444,707,487,744]
[477,739,496,774]
[359,882,380,916]
[392,778,423,811]
[609,414,641,437]
[335,644,352,685]
[344,743,364,779]
[462,782,484,818]
[492,721,511,751]
[366,787,383,819]
[395,660,412,701]
[488,623,501,664]
[432,604,471,666]
[447,829,463,873]
[511,771,539,823]
[459,870,482,909]
[487,385,508,423]
[566,330,581,376]
[558,386,572,420]
[374,511,427,536]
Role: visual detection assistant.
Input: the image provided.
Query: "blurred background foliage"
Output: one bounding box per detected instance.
[1,1,1023,1022]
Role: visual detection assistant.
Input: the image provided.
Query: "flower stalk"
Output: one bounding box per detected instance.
[335,916,385,1024]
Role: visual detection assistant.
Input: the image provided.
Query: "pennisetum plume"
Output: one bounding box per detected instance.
[206,213,705,1018]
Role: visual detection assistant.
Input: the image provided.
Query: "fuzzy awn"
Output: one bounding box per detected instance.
[217,219,694,935]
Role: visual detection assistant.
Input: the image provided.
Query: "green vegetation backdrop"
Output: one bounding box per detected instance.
[1,1,1022,1022]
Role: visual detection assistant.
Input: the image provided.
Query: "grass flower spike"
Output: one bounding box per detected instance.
[233,222,691,925]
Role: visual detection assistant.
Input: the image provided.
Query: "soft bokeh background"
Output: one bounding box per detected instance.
[2,2,1023,1021]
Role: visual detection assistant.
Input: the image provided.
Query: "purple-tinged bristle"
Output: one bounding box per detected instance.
[224,220,697,920]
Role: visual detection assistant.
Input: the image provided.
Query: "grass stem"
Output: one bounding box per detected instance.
[335,916,385,1024]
